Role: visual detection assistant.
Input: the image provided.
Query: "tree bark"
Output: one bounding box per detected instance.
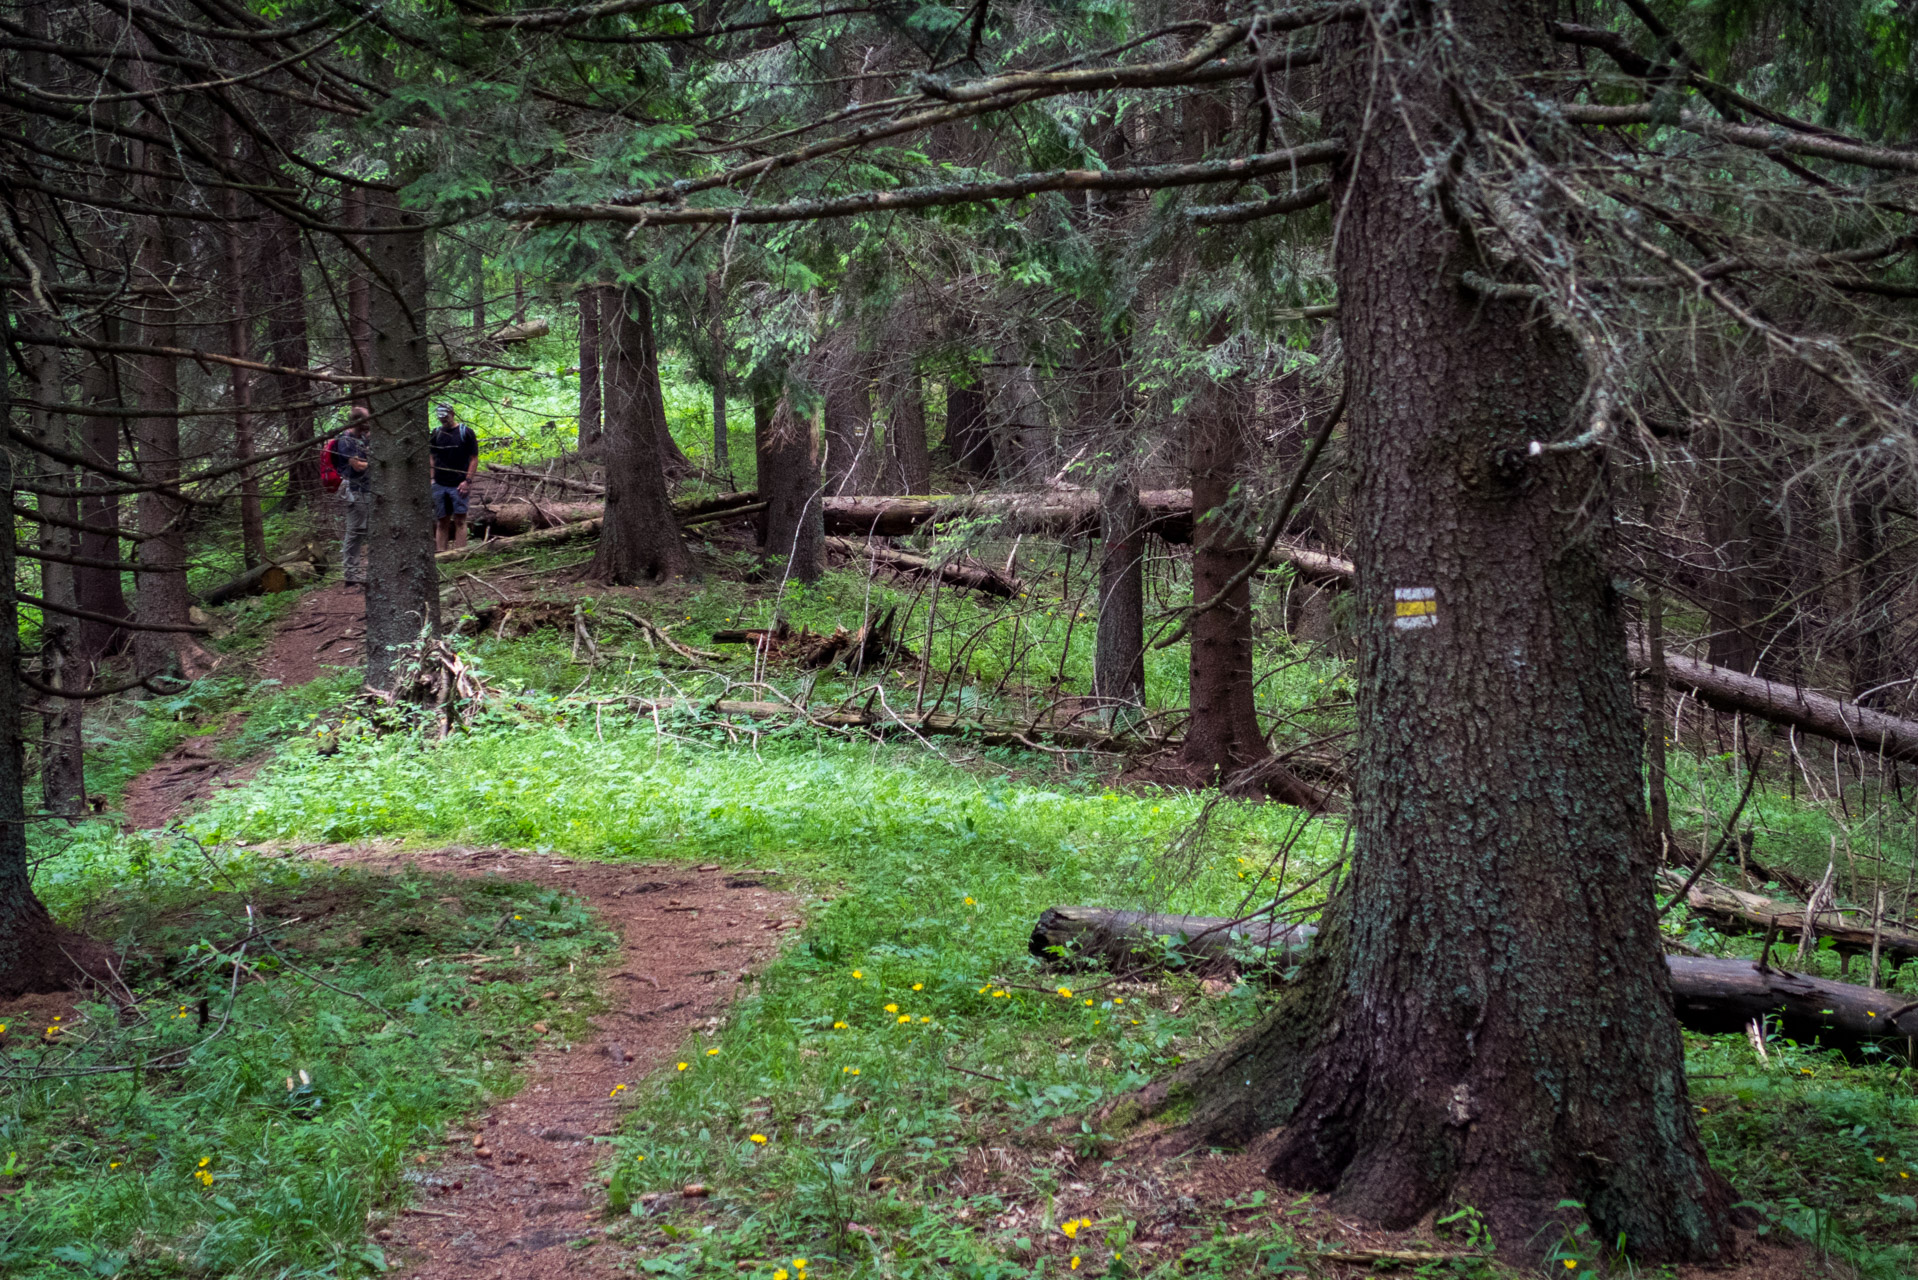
[342,186,373,408]
[74,338,129,660]
[590,283,690,584]
[221,127,267,570]
[752,385,776,546]
[820,327,878,495]
[706,270,730,484]
[1181,374,1270,784]
[1094,474,1146,709]
[1185,3,1739,1259]
[265,213,320,507]
[130,221,193,682]
[760,381,825,583]
[945,379,994,477]
[880,321,930,494]
[363,195,440,689]
[578,284,604,452]
[0,341,90,996]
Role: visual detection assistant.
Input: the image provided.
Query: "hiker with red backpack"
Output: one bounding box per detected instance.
[332,406,372,588]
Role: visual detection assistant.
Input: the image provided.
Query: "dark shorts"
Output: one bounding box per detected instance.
[432,484,469,519]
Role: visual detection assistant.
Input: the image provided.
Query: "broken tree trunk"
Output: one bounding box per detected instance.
[821,490,1194,541]
[1030,906,1918,1051]
[1662,872,1918,971]
[470,499,606,538]
[825,536,1023,598]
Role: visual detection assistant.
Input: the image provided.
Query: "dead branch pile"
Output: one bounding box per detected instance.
[710,606,916,671]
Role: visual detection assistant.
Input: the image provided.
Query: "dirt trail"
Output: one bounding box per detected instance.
[120,583,366,831]
[278,841,793,1279]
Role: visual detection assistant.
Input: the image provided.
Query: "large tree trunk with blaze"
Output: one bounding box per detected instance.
[362,195,440,689]
[1165,4,1740,1261]
[591,283,690,584]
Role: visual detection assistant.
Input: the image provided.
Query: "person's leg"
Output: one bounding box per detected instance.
[450,515,468,550]
[342,496,369,584]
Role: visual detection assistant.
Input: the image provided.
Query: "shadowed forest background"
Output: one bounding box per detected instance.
[3,0,1918,1276]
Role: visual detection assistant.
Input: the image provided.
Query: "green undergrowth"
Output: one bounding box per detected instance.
[4,837,614,1279]
[438,548,1351,734]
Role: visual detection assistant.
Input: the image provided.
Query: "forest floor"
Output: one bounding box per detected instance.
[29,559,1894,1280]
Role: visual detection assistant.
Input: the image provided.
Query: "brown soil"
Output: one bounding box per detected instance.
[119,583,365,831]
[276,840,796,1279]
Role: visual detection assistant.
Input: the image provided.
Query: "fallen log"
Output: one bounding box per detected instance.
[469,499,606,539]
[1631,643,1918,767]
[436,518,601,562]
[1662,872,1918,972]
[1030,905,1918,1050]
[1030,905,1317,977]
[200,558,320,606]
[485,463,606,495]
[821,490,1194,542]
[486,318,550,344]
[825,536,1024,598]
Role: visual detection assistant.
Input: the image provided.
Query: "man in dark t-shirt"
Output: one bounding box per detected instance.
[430,403,480,552]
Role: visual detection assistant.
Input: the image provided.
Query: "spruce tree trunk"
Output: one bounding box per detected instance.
[945,380,994,477]
[1196,2,1738,1258]
[131,220,193,682]
[0,341,83,996]
[752,387,776,546]
[265,215,320,507]
[882,341,931,494]
[591,284,689,584]
[1181,375,1270,783]
[1094,474,1145,709]
[343,187,373,407]
[221,138,266,570]
[578,285,604,453]
[760,381,825,584]
[707,270,730,484]
[820,328,877,495]
[363,196,439,689]
[74,339,129,659]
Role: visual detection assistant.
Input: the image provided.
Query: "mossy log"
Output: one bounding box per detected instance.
[1033,906,1918,1050]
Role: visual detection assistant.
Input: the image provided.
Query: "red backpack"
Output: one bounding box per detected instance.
[320,438,343,494]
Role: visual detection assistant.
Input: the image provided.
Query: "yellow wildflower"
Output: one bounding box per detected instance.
[750,1134,767,1145]
[610,1084,627,1097]
[884,1003,898,1013]
[912,983,923,991]
[1070,1258,1080,1271]
[707,1048,720,1056]
[897,1015,910,1024]
[851,970,863,979]
[676,1062,689,1071]
[1056,986,1073,999]
[833,1020,848,1030]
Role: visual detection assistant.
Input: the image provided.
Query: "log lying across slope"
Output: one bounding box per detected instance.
[1662,873,1918,970]
[1033,905,1918,1050]
[1031,905,1317,976]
